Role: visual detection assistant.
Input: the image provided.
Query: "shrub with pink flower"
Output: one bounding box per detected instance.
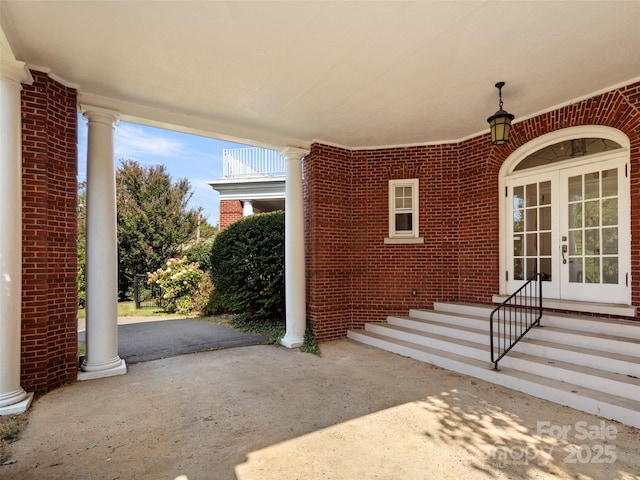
[147,257,211,314]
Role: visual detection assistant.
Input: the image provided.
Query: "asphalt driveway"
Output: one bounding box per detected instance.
[78,318,269,364]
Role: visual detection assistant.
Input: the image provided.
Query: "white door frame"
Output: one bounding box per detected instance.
[558,157,629,302]
[498,126,631,301]
[505,170,561,298]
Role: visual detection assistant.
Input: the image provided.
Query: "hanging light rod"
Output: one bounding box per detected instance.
[487,81,515,145]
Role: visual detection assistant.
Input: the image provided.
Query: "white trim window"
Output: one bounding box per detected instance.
[385,179,424,244]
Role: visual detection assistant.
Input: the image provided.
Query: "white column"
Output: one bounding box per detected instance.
[79,106,126,380]
[0,54,33,414]
[280,147,309,348]
[242,199,254,217]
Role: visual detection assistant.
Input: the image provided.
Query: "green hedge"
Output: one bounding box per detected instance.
[209,211,284,323]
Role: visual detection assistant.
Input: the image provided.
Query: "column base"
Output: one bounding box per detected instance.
[280,336,304,349]
[78,359,127,381]
[0,393,33,416]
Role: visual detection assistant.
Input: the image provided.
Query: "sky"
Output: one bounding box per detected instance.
[77,114,247,226]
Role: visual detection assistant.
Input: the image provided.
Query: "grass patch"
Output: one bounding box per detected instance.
[197,347,225,353]
[228,315,286,345]
[197,314,235,329]
[199,314,320,355]
[0,415,25,443]
[199,314,285,345]
[78,301,184,319]
[0,414,27,464]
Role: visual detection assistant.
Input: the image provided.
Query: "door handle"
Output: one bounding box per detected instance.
[562,244,568,264]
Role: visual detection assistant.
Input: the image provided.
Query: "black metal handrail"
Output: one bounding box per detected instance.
[490,273,543,370]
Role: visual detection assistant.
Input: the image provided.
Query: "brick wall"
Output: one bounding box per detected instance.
[304,144,353,340]
[349,145,461,329]
[21,70,78,394]
[306,81,640,341]
[219,200,243,230]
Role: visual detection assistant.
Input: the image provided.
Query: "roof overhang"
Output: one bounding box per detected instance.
[2,1,640,149]
[209,177,286,201]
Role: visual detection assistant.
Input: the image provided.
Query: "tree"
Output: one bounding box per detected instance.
[116,159,200,299]
[183,238,216,273]
[77,181,87,308]
[198,220,219,241]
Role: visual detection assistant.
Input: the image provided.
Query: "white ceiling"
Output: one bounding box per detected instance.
[2,1,640,149]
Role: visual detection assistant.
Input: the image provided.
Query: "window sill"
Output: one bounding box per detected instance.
[384,237,424,245]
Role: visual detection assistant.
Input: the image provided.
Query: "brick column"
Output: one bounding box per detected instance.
[219,200,243,229]
[78,105,126,380]
[0,52,33,414]
[280,147,309,348]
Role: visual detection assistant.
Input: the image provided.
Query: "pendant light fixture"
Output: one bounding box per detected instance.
[487,81,514,145]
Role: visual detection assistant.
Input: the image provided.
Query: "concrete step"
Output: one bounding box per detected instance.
[364,322,487,361]
[409,308,490,331]
[391,311,640,364]
[513,338,639,377]
[492,296,636,318]
[423,302,640,357]
[432,301,640,339]
[387,315,489,345]
[527,326,640,359]
[364,321,639,400]
[365,316,640,377]
[500,350,640,400]
[347,329,640,428]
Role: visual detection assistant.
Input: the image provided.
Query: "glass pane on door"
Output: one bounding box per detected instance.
[512,180,552,281]
[566,168,618,285]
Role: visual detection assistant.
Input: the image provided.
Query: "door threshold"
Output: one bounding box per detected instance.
[492,295,636,317]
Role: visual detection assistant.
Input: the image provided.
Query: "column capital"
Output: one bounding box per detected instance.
[81,105,120,126]
[1,27,33,86]
[281,146,310,162]
[0,58,33,87]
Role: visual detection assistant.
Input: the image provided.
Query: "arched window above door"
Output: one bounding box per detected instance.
[500,126,630,179]
[514,137,623,171]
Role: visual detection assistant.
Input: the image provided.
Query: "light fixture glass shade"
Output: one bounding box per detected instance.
[487,109,515,145]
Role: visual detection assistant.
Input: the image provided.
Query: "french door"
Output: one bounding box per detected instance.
[506,155,629,304]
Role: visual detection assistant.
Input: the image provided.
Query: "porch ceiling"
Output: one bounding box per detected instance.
[2,1,639,149]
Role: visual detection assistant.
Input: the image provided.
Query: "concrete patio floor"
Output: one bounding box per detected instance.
[1,340,638,480]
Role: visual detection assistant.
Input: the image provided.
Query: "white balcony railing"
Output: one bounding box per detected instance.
[223,147,285,178]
